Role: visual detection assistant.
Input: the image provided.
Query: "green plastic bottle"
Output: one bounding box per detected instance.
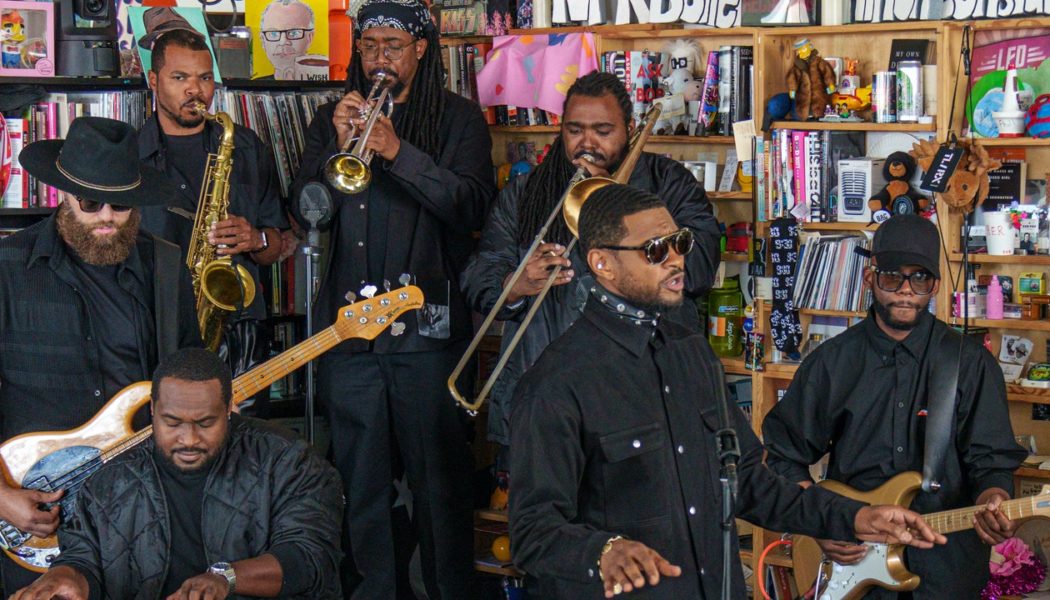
[708,275,744,357]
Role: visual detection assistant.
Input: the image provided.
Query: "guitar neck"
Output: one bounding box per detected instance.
[230,325,342,404]
[925,496,1050,535]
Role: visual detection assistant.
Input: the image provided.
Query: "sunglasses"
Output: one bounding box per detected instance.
[871,267,936,295]
[76,197,132,214]
[597,229,694,265]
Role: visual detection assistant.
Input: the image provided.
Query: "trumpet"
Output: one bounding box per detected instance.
[448,103,663,414]
[323,69,396,194]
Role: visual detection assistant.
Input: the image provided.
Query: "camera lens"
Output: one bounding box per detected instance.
[81,0,107,17]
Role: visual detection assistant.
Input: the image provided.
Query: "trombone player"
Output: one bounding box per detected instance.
[289,0,496,597]
[137,27,289,414]
[461,71,722,452]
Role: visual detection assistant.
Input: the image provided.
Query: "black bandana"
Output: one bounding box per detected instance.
[352,0,433,39]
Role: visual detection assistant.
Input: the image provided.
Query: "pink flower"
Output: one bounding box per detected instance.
[990,537,1037,577]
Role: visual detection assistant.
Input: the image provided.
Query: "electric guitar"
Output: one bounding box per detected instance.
[792,471,1050,600]
[0,286,423,572]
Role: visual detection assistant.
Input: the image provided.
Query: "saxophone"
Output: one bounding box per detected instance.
[186,102,257,351]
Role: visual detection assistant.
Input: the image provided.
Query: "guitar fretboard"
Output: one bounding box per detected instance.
[924,495,1050,534]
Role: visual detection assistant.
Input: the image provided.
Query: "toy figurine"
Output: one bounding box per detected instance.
[1,9,26,69]
[786,38,837,121]
[868,151,928,222]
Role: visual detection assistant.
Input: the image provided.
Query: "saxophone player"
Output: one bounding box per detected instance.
[138,28,289,412]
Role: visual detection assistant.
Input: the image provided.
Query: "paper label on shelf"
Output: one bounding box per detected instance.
[732,120,755,161]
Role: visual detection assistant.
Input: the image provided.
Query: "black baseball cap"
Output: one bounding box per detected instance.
[870,214,940,279]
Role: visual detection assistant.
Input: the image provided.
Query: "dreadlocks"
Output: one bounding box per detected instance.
[346,27,446,158]
[516,72,633,246]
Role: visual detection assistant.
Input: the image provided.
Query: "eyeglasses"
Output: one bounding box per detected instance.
[76,197,132,213]
[357,41,415,61]
[261,28,313,42]
[871,267,936,295]
[597,229,694,265]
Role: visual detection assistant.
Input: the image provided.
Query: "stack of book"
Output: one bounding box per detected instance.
[792,233,873,313]
[754,129,866,223]
[213,89,343,198]
[3,91,151,208]
[440,41,501,125]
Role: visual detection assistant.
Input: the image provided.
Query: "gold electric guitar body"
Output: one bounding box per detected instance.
[0,286,423,571]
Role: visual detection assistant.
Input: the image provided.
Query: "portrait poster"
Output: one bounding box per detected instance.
[128,6,222,83]
[246,0,330,81]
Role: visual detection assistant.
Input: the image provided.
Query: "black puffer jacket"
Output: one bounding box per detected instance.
[54,416,343,599]
[461,152,722,445]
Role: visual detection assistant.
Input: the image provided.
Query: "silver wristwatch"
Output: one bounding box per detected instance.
[209,562,236,594]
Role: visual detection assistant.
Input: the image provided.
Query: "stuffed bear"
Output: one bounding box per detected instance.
[786,38,837,121]
[868,151,928,223]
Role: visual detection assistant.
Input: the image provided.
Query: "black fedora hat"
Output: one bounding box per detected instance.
[137,7,202,50]
[19,116,175,207]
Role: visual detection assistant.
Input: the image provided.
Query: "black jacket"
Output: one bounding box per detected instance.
[289,91,495,353]
[510,296,864,599]
[0,216,200,441]
[461,153,721,444]
[137,115,288,321]
[54,415,344,599]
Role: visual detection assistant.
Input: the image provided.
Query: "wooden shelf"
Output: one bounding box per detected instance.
[770,121,936,132]
[440,35,493,45]
[1006,383,1050,403]
[0,76,146,87]
[1014,466,1050,480]
[0,208,55,217]
[801,222,877,231]
[602,26,758,40]
[489,125,559,133]
[763,546,794,568]
[508,23,673,35]
[708,191,752,201]
[648,135,734,144]
[722,252,749,263]
[974,137,1050,147]
[476,509,509,523]
[799,308,867,318]
[474,557,525,577]
[221,79,345,89]
[949,317,1050,331]
[763,362,801,378]
[721,357,751,375]
[759,20,944,36]
[948,252,1050,265]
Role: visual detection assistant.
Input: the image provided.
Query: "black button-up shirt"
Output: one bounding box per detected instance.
[763,309,1027,598]
[510,295,864,600]
[290,91,496,354]
[138,116,288,321]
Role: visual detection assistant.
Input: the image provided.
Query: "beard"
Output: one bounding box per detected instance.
[57,202,141,266]
[872,296,928,331]
[160,95,206,129]
[369,67,407,102]
[616,266,685,312]
[573,147,625,173]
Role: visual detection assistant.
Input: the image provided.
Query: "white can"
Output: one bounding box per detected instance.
[896,60,923,122]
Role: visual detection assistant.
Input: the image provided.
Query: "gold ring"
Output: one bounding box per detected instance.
[613,582,623,595]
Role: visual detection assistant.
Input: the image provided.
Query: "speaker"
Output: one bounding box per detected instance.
[56,0,119,77]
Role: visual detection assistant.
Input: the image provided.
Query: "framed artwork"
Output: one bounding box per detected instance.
[0,1,55,77]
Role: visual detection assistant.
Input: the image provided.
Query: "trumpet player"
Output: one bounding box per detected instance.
[138,28,289,413]
[289,0,495,597]
[462,72,722,452]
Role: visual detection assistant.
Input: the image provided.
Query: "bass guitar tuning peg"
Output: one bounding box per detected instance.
[344,291,357,303]
[390,321,406,337]
[383,279,392,292]
[398,273,411,287]
[360,284,378,299]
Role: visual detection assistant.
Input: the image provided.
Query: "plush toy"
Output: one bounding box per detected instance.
[1,9,26,69]
[763,93,795,130]
[868,151,928,223]
[786,39,837,121]
[655,39,702,135]
[910,139,1001,214]
[681,77,704,135]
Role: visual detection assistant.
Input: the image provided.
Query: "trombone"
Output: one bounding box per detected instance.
[324,69,396,195]
[448,103,663,413]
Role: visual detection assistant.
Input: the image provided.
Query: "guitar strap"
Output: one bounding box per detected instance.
[152,236,182,363]
[921,327,962,493]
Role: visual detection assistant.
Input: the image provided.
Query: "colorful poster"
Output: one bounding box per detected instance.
[477,33,598,115]
[128,6,222,82]
[116,0,145,77]
[246,0,330,81]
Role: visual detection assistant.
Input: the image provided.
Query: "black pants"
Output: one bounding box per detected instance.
[318,348,475,600]
[1,553,40,596]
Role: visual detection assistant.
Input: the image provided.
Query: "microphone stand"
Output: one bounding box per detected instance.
[712,364,740,600]
[301,218,323,445]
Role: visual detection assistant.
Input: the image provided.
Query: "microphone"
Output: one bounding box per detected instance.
[299,182,332,248]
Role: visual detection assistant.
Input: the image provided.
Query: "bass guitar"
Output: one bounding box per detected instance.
[0,286,422,572]
[792,471,1050,600]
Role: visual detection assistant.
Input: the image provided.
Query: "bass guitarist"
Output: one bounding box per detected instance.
[763,214,1028,598]
[0,117,202,592]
